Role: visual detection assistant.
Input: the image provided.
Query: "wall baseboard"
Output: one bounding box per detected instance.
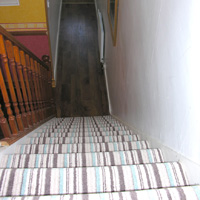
[103,64,111,114]
[53,1,62,84]
[111,113,200,185]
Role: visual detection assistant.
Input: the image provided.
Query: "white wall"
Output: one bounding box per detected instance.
[96,0,200,179]
[47,0,62,81]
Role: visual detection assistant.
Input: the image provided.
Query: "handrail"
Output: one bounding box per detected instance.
[0,25,49,70]
[0,25,55,141]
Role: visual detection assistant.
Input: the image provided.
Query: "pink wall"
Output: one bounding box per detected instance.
[14,35,50,60]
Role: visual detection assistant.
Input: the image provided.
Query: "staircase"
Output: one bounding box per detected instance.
[0,115,200,199]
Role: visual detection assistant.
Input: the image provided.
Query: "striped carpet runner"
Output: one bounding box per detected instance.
[0,115,199,199]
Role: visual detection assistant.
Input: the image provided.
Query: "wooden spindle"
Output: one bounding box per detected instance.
[13,45,31,128]
[42,55,54,116]
[43,67,50,117]
[20,50,36,125]
[0,35,21,134]
[5,40,27,131]
[35,61,44,120]
[38,64,46,118]
[42,66,49,117]
[30,58,41,121]
[0,64,18,135]
[31,59,43,121]
[25,55,39,123]
[48,70,54,115]
[0,103,12,138]
[46,69,52,116]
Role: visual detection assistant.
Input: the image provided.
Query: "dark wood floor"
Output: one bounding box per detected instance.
[56,3,109,117]
[63,0,94,3]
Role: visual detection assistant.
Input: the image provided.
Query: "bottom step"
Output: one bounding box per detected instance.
[0,186,200,200]
[0,162,188,196]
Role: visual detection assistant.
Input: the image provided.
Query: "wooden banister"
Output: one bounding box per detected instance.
[5,40,27,130]
[0,26,49,70]
[0,25,55,143]
[0,35,22,134]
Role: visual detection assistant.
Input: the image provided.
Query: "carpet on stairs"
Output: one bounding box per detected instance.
[0,116,199,199]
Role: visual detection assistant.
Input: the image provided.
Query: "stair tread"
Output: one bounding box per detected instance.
[0,162,188,196]
[1,186,199,200]
[46,123,125,126]
[15,141,150,154]
[0,115,194,199]
[26,135,140,144]
[34,130,133,137]
[0,149,163,168]
[38,127,130,133]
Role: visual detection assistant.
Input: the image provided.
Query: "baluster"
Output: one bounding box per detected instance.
[44,67,50,117]
[38,64,46,118]
[5,40,27,131]
[35,61,44,120]
[0,103,12,138]
[42,55,55,116]
[49,70,54,115]
[31,59,43,121]
[0,63,18,135]
[47,69,52,116]
[26,56,39,123]
[0,35,21,134]
[20,50,36,125]
[42,66,48,118]
[43,67,49,117]
[13,46,31,128]
[47,70,51,116]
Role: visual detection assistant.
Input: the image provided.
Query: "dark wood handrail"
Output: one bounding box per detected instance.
[0,25,49,70]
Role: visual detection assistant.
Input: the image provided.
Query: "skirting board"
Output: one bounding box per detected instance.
[103,63,112,114]
[111,114,200,185]
[53,1,62,84]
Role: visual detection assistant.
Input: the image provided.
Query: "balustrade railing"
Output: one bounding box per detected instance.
[0,25,55,141]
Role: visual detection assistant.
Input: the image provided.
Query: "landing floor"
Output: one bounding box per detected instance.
[56,2,109,117]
